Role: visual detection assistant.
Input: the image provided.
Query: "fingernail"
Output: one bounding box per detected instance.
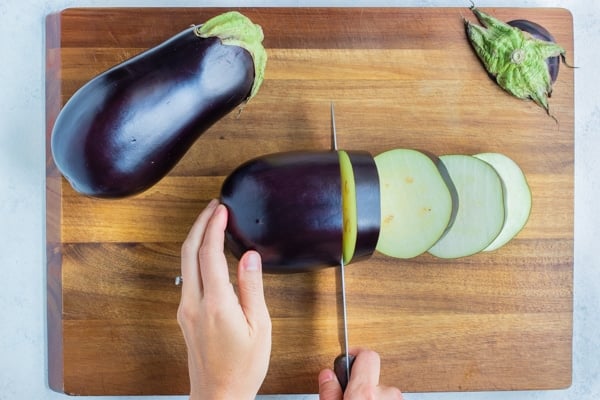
[207,198,219,208]
[244,251,261,271]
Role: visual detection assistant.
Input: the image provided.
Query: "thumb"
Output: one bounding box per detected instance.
[237,251,269,324]
[318,369,342,400]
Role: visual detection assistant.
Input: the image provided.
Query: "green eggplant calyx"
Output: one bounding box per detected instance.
[195,11,267,101]
[465,6,568,117]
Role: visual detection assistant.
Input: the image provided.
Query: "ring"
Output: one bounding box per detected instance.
[174,275,183,286]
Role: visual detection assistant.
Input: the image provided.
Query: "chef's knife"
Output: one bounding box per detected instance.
[330,103,355,391]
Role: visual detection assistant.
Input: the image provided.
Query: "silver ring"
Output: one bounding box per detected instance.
[175,275,183,286]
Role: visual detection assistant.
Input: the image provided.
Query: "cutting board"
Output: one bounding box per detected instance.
[45,7,574,395]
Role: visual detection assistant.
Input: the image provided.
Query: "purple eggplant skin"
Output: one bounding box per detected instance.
[508,19,560,83]
[346,151,380,263]
[221,151,344,273]
[51,28,254,198]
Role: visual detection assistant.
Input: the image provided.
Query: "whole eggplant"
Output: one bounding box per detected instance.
[51,11,267,198]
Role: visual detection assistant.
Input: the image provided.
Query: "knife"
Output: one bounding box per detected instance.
[330,103,355,391]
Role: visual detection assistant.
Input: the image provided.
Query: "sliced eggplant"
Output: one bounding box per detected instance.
[375,149,453,259]
[474,153,532,252]
[339,150,358,264]
[428,155,505,259]
[346,151,380,263]
[221,147,528,270]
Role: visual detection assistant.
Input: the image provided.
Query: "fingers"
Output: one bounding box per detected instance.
[343,349,403,399]
[319,349,403,400]
[347,348,381,389]
[318,369,342,400]
[237,251,270,328]
[197,204,232,298]
[180,199,219,301]
[379,385,404,400]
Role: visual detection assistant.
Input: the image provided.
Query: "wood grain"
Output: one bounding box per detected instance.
[46,7,574,395]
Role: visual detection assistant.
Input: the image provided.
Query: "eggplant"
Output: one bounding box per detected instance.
[51,11,267,198]
[345,151,380,262]
[427,155,505,259]
[465,7,568,115]
[221,147,531,271]
[220,150,380,273]
[474,152,532,252]
[507,19,560,83]
[374,149,454,259]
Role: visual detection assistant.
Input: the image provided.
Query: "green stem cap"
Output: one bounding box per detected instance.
[465,6,568,116]
[195,11,267,101]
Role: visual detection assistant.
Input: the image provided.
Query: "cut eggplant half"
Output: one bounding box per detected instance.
[221,149,380,272]
[375,149,453,259]
[428,155,505,259]
[221,151,343,272]
[474,153,532,251]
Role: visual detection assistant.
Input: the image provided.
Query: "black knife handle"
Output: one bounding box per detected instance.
[333,353,356,391]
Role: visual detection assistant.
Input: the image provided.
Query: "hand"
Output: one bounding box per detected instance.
[318,349,403,400]
[177,199,272,400]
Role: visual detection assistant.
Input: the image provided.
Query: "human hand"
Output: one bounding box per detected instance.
[177,199,272,400]
[318,349,403,400]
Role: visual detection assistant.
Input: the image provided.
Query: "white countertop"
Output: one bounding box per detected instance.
[1,0,598,399]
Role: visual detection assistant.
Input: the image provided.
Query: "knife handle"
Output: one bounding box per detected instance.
[333,353,356,392]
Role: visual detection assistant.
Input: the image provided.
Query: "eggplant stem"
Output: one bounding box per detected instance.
[511,49,526,64]
[560,53,577,69]
[195,11,267,101]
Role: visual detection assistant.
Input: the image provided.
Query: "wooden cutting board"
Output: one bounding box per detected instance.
[45,7,574,395]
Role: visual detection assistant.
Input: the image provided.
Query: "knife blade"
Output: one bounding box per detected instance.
[334,256,355,391]
[330,102,338,151]
[330,102,355,391]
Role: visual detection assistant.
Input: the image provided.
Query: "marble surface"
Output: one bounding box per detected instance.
[1,0,598,399]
